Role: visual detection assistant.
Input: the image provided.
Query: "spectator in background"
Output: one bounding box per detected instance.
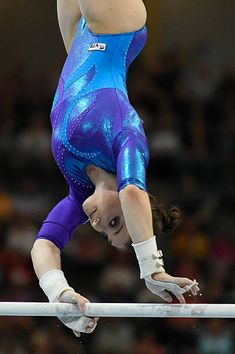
[134,333,166,354]
[91,318,135,354]
[5,216,36,256]
[15,110,51,166]
[197,319,234,354]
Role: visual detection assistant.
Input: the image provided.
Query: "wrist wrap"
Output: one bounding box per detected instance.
[39,269,74,302]
[132,236,165,279]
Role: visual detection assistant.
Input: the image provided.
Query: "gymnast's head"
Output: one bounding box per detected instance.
[82,188,182,250]
[83,188,130,249]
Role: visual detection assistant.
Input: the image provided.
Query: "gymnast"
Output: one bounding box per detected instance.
[31,0,199,337]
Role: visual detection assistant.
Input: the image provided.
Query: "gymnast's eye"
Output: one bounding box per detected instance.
[109,217,120,228]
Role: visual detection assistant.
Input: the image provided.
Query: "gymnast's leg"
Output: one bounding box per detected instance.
[78,0,147,34]
[57,0,82,52]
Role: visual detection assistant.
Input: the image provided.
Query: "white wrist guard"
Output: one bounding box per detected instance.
[39,270,74,302]
[132,236,165,279]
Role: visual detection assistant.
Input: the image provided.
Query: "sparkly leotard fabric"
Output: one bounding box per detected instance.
[37,17,149,249]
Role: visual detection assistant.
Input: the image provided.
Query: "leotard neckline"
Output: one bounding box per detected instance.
[81,16,146,37]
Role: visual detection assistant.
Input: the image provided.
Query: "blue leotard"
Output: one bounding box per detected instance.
[37,17,149,249]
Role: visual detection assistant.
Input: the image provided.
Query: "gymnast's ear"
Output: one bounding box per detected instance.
[148,193,182,235]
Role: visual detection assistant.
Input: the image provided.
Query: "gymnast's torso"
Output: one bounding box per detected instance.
[51,16,149,198]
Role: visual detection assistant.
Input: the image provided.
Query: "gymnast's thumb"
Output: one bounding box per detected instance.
[159,291,173,303]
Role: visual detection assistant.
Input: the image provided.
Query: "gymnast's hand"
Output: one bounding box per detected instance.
[58,290,99,337]
[145,272,200,304]
[131,236,199,303]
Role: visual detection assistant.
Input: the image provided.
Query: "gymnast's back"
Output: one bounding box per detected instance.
[51,12,149,193]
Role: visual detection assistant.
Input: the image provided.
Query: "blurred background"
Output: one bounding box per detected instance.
[0,0,235,353]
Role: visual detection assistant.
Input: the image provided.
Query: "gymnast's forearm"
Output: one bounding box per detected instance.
[30,239,96,330]
[31,239,61,279]
[31,239,74,303]
[119,185,153,244]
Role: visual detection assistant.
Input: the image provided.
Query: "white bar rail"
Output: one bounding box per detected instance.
[0,303,234,318]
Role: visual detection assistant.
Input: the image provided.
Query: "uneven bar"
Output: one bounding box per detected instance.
[0,303,234,318]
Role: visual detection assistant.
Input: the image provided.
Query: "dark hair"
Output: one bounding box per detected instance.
[113,192,182,252]
[148,193,182,234]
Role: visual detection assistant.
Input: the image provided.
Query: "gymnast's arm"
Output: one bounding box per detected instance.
[113,130,151,244]
[31,239,61,279]
[31,186,87,279]
[31,188,97,334]
[115,131,199,302]
[57,0,81,53]
[119,185,153,243]
[115,132,153,245]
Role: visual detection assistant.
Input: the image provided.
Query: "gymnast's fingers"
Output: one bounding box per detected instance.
[85,319,97,333]
[159,290,173,303]
[73,330,81,337]
[174,292,186,304]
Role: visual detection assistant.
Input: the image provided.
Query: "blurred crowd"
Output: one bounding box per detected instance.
[0,45,234,354]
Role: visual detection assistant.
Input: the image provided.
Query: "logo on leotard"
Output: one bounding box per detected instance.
[89,43,107,51]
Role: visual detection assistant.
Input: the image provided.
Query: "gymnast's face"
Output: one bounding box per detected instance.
[82,190,130,249]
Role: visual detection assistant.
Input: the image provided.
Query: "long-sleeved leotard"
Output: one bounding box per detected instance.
[37,17,149,249]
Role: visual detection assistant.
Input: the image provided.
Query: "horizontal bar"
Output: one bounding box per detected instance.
[0,303,234,318]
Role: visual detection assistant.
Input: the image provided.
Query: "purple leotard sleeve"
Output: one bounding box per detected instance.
[36,187,88,250]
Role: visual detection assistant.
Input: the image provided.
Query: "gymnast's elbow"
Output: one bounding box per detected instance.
[119,184,146,202]
[31,239,61,259]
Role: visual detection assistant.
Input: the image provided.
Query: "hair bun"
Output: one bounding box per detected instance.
[161,207,182,233]
[148,193,182,234]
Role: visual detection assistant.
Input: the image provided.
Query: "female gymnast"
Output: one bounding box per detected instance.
[31,0,199,336]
